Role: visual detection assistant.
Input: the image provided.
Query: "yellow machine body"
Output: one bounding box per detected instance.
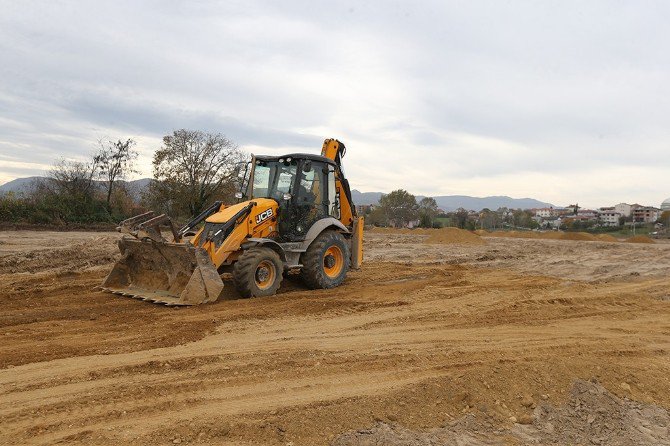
[101,138,363,305]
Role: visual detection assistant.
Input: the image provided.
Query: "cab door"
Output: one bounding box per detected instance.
[280,160,331,241]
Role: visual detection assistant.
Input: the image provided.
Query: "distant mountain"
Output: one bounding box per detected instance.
[351,189,554,211]
[428,195,554,212]
[350,190,384,206]
[2,178,553,211]
[0,176,47,194]
[0,176,153,201]
[123,178,153,201]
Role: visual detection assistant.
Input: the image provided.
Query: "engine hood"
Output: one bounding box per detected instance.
[205,198,278,224]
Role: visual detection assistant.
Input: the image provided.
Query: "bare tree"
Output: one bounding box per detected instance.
[151,130,244,217]
[49,158,98,198]
[94,138,137,212]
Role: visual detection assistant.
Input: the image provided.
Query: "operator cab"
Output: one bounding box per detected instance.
[241,154,341,241]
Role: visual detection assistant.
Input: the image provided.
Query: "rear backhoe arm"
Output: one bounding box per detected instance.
[321,138,357,226]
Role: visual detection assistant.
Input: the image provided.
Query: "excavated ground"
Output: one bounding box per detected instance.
[1,230,670,445]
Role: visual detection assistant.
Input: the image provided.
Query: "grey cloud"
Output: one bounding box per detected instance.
[0,1,669,205]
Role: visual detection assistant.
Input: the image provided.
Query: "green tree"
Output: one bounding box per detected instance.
[418,196,439,228]
[366,207,388,227]
[452,207,469,229]
[149,130,244,217]
[379,189,418,228]
[479,208,499,230]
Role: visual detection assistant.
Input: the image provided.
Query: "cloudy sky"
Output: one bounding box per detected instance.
[1,1,669,208]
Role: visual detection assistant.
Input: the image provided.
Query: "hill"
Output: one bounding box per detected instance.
[0,176,46,194]
[351,189,554,211]
[1,177,553,211]
[0,176,153,202]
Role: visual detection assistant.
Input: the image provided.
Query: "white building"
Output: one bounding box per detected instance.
[614,203,633,217]
[598,211,622,227]
[661,197,670,211]
[535,207,554,218]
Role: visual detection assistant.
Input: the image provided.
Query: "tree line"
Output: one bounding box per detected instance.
[5,131,632,233]
[363,189,540,230]
[0,130,244,226]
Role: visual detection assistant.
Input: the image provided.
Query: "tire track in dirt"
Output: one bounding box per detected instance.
[1,231,670,445]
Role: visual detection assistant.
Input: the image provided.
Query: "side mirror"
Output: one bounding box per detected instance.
[282,193,292,201]
[234,192,243,199]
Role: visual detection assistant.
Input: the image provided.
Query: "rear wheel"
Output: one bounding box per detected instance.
[233,247,283,298]
[300,230,350,289]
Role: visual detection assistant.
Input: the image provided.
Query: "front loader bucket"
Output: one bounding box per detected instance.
[100,238,224,306]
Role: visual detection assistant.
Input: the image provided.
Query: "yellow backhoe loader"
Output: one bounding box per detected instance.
[99,138,363,305]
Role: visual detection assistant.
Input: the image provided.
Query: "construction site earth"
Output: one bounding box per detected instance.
[1,228,670,445]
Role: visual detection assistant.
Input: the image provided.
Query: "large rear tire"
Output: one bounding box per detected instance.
[300,230,350,289]
[233,247,283,298]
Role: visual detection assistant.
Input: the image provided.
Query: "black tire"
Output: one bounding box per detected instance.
[300,230,350,289]
[233,247,283,298]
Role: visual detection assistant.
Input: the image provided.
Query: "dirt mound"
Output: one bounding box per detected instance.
[333,380,670,446]
[0,236,119,274]
[539,231,563,240]
[560,232,597,242]
[425,227,485,245]
[485,231,613,242]
[486,231,549,240]
[367,227,428,235]
[626,235,655,244]
[332,417,503,446]
[515,379,670,445]
[474,229,489,236]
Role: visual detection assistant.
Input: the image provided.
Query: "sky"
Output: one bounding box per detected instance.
[1,0,669,208]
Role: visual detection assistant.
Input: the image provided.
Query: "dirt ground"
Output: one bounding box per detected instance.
[1,230,670,445]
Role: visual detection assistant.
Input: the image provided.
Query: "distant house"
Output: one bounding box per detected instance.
[598,210,622,227]
[614,203,633,217]
[355,204,375,215]
[535,207,555,218]
[633,207,661,223]
[572,209,598,222]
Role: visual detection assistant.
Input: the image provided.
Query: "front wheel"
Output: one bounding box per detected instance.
[300,230,350,289]
[233,247,283,298]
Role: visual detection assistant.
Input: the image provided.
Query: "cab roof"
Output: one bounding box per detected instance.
[254,153,336,166]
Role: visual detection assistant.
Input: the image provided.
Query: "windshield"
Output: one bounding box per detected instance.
[252,159,298,200]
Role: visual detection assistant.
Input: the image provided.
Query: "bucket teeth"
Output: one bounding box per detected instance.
[99,287,199,306]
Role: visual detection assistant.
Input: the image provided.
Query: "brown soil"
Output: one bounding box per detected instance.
[627,235,655,244]
[488,230,604,242]
[425,227,485,245]
[1,230,670,445]
[334,380,670,445]
[560,231,597,241]
[597,234,619,242]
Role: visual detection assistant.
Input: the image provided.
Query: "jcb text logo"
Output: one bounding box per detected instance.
[255,208,273,224]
